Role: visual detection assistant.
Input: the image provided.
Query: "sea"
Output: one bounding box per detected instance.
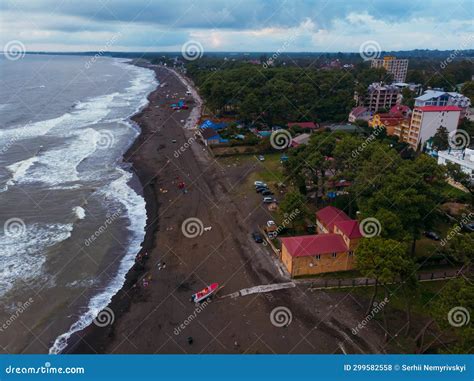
[0,54,157,353]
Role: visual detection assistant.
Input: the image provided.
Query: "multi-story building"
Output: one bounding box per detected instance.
[415,90,471,118]
[393,118,411,143]
[280,206,362,277]
[357,82,402,113]
[371,56,409,82]
[369,112,409,136]
[437,148,474,184]
[403,106,461,150]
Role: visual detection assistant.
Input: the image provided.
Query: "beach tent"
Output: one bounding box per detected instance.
[200,119,228,131]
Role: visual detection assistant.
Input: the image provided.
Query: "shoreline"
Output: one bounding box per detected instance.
[64,62,167,353]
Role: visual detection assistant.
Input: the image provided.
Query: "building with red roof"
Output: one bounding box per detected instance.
[281,206,362,277]
[287,122,319,132]
[315,206,350,233]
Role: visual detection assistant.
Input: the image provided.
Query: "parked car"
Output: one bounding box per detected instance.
[267,220,276,227]
[255,183,267,189]
[256,187,269,193]
[252,231,263,243]
[254,181,265,186]
[262,190,274,196]
[258,155,265,161]
[424,231,441,241]
[263,197,276,204]
[461,222,474,233]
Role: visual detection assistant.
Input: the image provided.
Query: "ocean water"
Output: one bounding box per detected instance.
[0,54,157,353]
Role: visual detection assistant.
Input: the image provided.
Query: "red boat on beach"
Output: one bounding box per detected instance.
[191,283,219,303]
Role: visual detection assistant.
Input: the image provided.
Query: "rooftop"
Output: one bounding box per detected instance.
[316,206,350,231]
[334,220,363,239]
[281,234,348,257]
[416,106,462,112]
[287,122,318,129]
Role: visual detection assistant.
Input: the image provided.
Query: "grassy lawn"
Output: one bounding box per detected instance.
[329,279,449,316]
[248,152,288,185]
[414,220,451,258]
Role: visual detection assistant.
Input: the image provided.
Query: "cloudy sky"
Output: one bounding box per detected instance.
[1,0,473,53]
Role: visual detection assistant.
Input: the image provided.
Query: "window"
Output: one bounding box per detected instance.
[315,255,321,260]
[331,253,337,258]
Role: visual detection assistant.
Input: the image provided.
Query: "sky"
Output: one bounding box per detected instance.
[1,0,473,53]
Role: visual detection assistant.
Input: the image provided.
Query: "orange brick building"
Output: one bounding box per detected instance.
[281,206,362,277]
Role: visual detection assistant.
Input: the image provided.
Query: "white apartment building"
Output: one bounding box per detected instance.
[405,106,461,150]
[415,90,471,118]
[438,148,474,183]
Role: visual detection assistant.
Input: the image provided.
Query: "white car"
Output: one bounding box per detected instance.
[267,220,276,227]
[263,197,276,204]
[254,181,265,186]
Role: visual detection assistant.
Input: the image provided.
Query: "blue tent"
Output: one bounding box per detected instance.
[200,119,227,130]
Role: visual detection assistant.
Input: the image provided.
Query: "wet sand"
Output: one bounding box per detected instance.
[68,65,384,354]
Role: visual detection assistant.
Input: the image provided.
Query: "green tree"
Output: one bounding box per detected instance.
[431,126,449,151]
[279,191,308,228]
[355,237,414,340]
[461,81,474,104]
[417,278,474,353]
